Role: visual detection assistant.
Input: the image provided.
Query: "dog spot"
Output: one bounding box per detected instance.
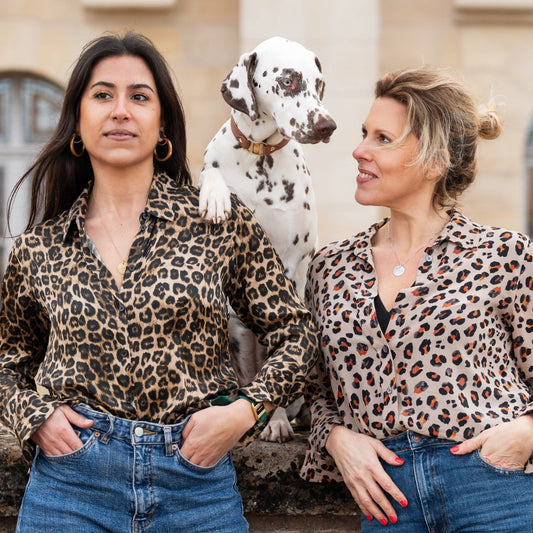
[256,181,265,193]
[273,67,278,73]
[314,56,322,73]
[290,118,296,126]
[293,235,299,245]
[264,198,273,205]
[303,202,310,210]
[280,180,295,202]
[262,71,267,77]
[304,232,310,242]
[212,161,219,168]
[230,79,239,88]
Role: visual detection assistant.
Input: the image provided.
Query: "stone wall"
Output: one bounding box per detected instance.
[0,428,360,533]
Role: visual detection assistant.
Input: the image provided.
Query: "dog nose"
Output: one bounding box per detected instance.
[315,116,337,138]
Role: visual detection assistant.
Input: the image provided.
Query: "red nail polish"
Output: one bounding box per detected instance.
[450,446,459,453]
[380,518,388,526]
[400,499,408,508]
[395,457,404,464]
[390,515,398,524]
[366,515,373,522]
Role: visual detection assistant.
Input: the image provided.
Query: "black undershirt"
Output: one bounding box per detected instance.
[375,294,391,333]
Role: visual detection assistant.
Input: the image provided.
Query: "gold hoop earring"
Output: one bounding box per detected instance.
[70,133,85,157]
[154,137,172,162]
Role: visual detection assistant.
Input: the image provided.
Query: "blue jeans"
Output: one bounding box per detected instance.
[362,431,533,533]
[16,404,248,533]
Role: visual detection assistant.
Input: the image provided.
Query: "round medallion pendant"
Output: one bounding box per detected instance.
[393,265,405,277]
[117,261,127,275]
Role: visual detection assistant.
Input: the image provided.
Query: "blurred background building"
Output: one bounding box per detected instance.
[1,0,532,275]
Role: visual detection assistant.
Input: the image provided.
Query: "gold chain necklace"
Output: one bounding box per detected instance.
[386,221,441,277]
[97,209,128,275]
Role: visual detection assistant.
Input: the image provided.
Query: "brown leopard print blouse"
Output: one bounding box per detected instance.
[0,173,318,463]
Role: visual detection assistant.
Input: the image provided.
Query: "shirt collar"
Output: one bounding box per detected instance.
[61,172,181,243]
[323,210,484,261]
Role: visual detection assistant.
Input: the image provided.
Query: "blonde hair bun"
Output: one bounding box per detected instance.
[478,106,502,140]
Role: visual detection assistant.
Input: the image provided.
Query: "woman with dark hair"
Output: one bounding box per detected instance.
[0,32,317,532]
[301,66,533,531]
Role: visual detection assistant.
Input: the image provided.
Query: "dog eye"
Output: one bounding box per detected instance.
[280,78,295,89]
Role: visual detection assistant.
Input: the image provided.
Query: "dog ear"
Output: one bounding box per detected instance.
[221,51,259,121]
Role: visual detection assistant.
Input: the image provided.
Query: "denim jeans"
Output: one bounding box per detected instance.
[16,404,248,533]
[362,431,533,533]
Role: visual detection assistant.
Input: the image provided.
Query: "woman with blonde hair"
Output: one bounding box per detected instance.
[302,66,533,531]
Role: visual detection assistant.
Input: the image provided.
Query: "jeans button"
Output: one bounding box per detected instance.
[412,433,422,443]
[134,427,144,437]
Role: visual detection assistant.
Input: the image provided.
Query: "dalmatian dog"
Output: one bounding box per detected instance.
[198,36,336,442]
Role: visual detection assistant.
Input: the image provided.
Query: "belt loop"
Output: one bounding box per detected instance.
[164,426,173,456]
[100,415,114,444]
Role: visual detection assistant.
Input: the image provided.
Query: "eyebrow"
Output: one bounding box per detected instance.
[89,81,155,93]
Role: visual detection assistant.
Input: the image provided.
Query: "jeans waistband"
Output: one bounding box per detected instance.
[381,431,456,453]
[74,404,189,449]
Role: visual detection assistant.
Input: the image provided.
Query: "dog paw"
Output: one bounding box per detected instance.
[259,408,295,443]
[198,167,232,224]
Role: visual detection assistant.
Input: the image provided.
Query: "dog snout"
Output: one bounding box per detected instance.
[315,115,337,141]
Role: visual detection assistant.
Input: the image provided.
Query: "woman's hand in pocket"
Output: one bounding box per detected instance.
[30,404,93,456]
[181,399,257,467]
[451,414,533,470]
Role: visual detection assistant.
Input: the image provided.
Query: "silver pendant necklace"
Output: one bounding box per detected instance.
[386,221,439,277]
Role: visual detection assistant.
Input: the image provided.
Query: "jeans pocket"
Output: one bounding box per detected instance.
[474,450,526,475]
[41,427,100,463]
[175,445,230,473]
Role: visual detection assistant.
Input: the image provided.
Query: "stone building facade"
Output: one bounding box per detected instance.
[1,0,532,258]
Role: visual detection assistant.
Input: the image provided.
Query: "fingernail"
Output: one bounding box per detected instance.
[380,518,388,526]
[450,446,459,453]
[390,515,397,524]
[400,499,408,508]
[395,457,404,464]
[366,515,373,522]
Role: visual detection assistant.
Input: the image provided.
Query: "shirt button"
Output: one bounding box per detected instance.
[128,265,135,272]
[119,304,125,312]
[386,387,393,394]
[140,224,146,231]
[118,348,128,358]
[134,427,144,437]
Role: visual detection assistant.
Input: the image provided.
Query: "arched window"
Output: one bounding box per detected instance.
[0,74,63,274]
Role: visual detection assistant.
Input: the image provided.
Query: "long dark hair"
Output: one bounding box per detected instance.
[8,31,191,233]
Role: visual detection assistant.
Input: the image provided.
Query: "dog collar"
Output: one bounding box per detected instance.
[230,116,289,156]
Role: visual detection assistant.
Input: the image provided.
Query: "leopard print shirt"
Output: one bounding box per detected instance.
[301,212,533,482]
[0,173,318,463]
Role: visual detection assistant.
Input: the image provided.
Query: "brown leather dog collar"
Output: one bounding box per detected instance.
[230,116,289,156]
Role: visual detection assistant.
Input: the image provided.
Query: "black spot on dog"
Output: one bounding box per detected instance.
[230,79,240,88]
[304,232,310,242]
[264,198,273,205]
[280,180,295,202]
[293,235,299,245]
[212,161,219,168]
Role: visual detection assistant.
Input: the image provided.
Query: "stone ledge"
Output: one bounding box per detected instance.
[0,428,359,531]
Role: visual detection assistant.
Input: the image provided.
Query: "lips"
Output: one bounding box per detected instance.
[104,129,136,139]
[357,169,377,183]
